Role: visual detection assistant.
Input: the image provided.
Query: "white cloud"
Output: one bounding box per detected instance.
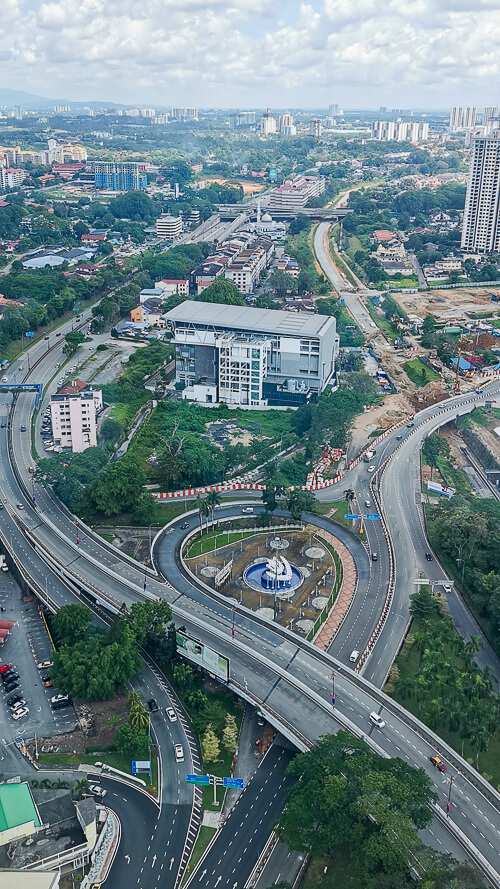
[1,0,500,106]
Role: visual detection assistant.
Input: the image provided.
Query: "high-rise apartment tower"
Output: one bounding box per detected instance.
[461,128,500,254]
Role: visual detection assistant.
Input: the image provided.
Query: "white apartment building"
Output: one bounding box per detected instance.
[50,381,103,453]
[238,111,256,125]
[155,278,189,296]
[261,109,277,135]
[449,106,476,130]
[268,175,325,213]
[483,106,499,127]
[0,168,27,188]
[156,214,183,239]
[461,128,500,254]
[371,121,429,141]
[309,119,323,138]
[278,111,295,134]
[224,239,273,293]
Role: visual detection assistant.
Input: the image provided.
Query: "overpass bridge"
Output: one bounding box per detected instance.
[216,204,352,221]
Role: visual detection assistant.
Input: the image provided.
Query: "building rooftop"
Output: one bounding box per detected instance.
[164,300,334,337]
[0,783,41,834]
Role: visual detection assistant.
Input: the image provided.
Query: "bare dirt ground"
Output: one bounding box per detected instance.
[347,393,413,457]
[392,286,500,320]
[199,177,267,194]
[38,695,128,755]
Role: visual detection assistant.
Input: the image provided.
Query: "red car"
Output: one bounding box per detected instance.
[430,755,447,772]
[0,664,12,675]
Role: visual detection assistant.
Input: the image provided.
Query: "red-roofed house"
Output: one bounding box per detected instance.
[81,233,107,243]
[155,278,189,296]
[371,230,396,244]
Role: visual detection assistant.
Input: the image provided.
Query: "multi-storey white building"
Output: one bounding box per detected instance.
[156,214,183,239]
[309,119,323,138]
[371,121,429,141]
[164,301,339,407]
[268,175,325,213]
[483,106,500,129]
[449,106,476,130]
[50,380,102,452]
[278,111,295,134]
[461,128,500,254]
[223,238,273,293]
[261,109,277,135]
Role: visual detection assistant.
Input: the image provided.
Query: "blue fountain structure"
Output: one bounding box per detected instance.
[244,555,302,594]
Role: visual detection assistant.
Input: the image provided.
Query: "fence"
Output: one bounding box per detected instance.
[307,542,343,642]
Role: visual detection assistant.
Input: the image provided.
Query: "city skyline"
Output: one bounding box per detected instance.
[0,0,499,108]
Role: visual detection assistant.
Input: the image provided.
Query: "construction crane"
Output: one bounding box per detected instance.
[453,336,473,394]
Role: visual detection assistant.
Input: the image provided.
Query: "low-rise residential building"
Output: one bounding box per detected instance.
[191,261,226,294]
[0,168,28,188]
[50,380,102,452]
[277,255,300,277]
[164,300,339,407]
[156,214,183,239]
[223,237,273,293]
[139,287,165,303]
[155,278,189,296]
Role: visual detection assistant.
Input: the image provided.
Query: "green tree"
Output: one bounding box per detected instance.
[202,724,220,763]
[287,490,316,521]
[206,489,221,525]
[222,713,238,752]
[101,417,124,444]
[129,701,150,729]
[269,269,297,298]
[50,603,93,647]
[409,587,437,621]
[63,329,85,355]
[173,662,193,691]
[115,723,149,757]
[72,778,91,800]
[195,278,245,306]
[126,600,173,647]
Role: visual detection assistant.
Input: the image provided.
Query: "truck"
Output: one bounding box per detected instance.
[491,294,499,302]
[363,450,375,463]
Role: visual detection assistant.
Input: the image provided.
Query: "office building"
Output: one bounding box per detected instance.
[238,111,256,125]
[461,128,500,254]
[268,175,325,213]
[50,380,102,452]
[164,301,339,407]
[156,214,183,239]
[483,106,499,128]
[261,108,277,135]
[93,162,147,191]
[449,106,476,130]
[309,118,323,138]
[141,108,156,118]
[329,104,341,116]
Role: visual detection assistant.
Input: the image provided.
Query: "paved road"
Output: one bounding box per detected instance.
[187,743,294,889]
[314,222,379,334]
[3,331,500,881]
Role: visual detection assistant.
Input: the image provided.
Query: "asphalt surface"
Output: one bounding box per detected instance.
[314,222,379,333]
[2,319,500,882]
[187,742,294,889]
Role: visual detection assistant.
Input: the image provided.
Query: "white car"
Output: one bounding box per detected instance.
[349,650,359,663]
[12,706,29,720]
[89,783,107,798]
[368,465,376,472]
[174,744,184,763]
[242,507,254,514]
[369,712,386,729]
[443,584,452,594]
[166,707,177,722]
[365,500,371,508]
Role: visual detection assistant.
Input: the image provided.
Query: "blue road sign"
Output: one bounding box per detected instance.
[25,332,34,337]
[345,514,359,520]
[185,774,210,785]
[223,777,244,789]
[365,514,381,520]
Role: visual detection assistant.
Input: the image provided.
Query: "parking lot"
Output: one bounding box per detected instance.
[0,570,75,739]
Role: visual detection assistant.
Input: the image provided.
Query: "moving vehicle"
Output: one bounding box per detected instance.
[17,503,24,510]
[369,712,385,729]
[12,706,29,720]
[242,507,254,514]
[20,426,26,432]
[349,650,359,663]
[89,783,107,798]
[396,434,403,440]
[363,450,375,463]
[180,522,189,530]
[166,707,177,722]
[425,552,433,561]
[407,422,415,428]
[430,755,447,772]
[174,744,184,763]
[148,698,159,712]
[443,584,452,594]
[368,465,376,472]
[365,499,371,507]
[371,552,378,561]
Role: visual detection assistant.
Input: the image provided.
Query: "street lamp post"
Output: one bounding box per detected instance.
[231,607,235,637]
[331,670,336,707]
[446,774,455,816]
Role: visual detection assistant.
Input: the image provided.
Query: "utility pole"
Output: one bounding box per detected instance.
[446,774,455,816]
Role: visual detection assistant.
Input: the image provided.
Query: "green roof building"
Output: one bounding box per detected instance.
[0,783,41,846]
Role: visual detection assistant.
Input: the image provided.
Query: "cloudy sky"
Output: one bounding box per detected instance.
[1,0,499,108]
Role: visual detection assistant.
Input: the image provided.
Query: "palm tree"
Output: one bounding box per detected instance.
[206,490,221,526]
[39,778,52,789]
[344,488,355,506]
[51,777,69,789]
[129,702,150,728]
[396,677,414,701]
[464,635,482,660]
[196,493,205,534]
[72,778,91,800]
[127,688,142,711]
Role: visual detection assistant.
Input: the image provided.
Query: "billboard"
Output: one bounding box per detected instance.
[268,167,278,181]
[176,631,229,682]
[428,480,455,498]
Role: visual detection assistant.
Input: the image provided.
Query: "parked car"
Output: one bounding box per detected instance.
[11,699,27,711]
[7,694,24,707]
[2,671,19,684]
[148,698,159,712]
[166,707,177,722]
[12,707,29,721]
[4,681,20,694]
[369,712,386,729]
[51,694,69,704]
[0,664,12,674]
[430,755,447,772]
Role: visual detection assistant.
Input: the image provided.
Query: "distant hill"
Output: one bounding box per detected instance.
[0,88,126,111]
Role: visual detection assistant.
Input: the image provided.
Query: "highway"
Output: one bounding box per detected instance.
[2,322,500,883]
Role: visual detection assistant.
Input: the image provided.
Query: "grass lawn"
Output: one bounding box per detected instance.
[186,529,257,558]
[365,301,398,340]
[384,277,418,289]
[36,749,159,792]
[302,850,352,889]
[182,826,216,883]
[389,611,500,787]
[404,359,440,386]
[346,235,363,261]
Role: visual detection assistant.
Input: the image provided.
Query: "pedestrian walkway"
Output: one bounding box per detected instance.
[312,530,357,650]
